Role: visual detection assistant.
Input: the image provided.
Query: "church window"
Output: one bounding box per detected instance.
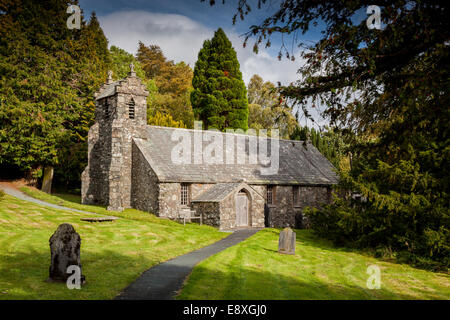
[181,184,190,206]
[128,98,135,119]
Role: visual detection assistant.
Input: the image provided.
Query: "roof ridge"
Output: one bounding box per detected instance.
[146,125,307,144]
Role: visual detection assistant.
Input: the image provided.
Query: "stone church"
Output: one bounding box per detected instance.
[81,65,338,230]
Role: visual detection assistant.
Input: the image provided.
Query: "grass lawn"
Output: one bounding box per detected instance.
[0,189,227,299]
[178,229,450,300]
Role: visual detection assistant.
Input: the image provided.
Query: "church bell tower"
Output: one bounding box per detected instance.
[81,64,149,211]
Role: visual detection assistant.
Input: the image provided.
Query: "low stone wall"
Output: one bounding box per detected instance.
[191,202,220,227]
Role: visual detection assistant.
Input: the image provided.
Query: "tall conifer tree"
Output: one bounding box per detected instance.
[0,0,110,188]
[191,28,248,130]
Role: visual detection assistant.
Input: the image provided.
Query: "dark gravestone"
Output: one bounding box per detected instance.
[278,227,296,255]
[48,223,85,284]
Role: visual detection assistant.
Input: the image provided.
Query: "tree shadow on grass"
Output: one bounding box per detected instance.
[0,248,157,300]
[178,263,433,300]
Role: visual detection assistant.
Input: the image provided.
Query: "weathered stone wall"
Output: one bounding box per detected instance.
[81,104,113,206]
[81,72,149,211]
[158,183,181,219]
[218,185,265,230]
[266,185,295,228]
[191,202,220,227]
[158,183,214,220]
[295,186,331,228]
[218,194,235,230]
[131,141,159,213]
[249,187,266,228]
[250,184,331,229]
[107,78,148,211]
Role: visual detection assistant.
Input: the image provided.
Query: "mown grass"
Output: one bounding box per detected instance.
[0,190,227,300]
[178,229,450,300]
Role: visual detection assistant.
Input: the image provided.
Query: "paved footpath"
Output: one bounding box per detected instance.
[115,228,259,300]
[0,183,114,217]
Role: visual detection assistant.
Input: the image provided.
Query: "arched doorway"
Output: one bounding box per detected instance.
[236,189,249,227]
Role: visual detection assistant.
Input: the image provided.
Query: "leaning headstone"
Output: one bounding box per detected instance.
[278,227,296,255]
[47,223,85,284]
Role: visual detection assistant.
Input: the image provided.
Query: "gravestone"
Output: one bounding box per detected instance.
[41,166,53,194]
[278,227,296,255]
[48,223,85,284]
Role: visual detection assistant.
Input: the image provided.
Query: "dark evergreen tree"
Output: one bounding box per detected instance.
[0,1,110,189]
[210,0,449,268]
[191,28,248,130]
[54,11,111,190]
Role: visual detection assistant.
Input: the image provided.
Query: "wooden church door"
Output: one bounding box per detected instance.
[236,190,249,227]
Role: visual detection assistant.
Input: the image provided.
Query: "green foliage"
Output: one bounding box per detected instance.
[54,11,111,189]
[137,42,194,128]
[290,126,346,169]
[110,46,146,80]
[217,0,450,268]
[147,111,186,128]
[247,74,297,139]
[305,168,449,271]
[191,28,248,130]
[0,1,110,189]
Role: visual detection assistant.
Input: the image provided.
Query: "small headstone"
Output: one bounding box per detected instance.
[47,223,85,284]
[278,227,296,255]
[41,166,53,194]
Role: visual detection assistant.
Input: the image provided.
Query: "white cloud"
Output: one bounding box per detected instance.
[98,10,328,127]
[98,10,303,86]
[98,11,211,67]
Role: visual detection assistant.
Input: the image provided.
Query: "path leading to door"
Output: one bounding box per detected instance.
[115,228,259,300]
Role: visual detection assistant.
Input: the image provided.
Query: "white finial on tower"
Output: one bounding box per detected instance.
[106,70,113,84]
[129,63,136,77]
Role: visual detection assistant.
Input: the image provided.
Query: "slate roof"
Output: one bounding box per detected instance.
[191,183,242,202]
[96,81,120,100]
[134,125,338,185]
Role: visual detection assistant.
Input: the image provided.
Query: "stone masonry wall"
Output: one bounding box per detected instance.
[81,100,114,206]
[158,183,180,219]
[191,202,221,227]
[81,71,149,211]
[107,77,148,211]
[131,141,159,213]
[158,183,214,220]
[218,186,265,230]
[263,185,331,228]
